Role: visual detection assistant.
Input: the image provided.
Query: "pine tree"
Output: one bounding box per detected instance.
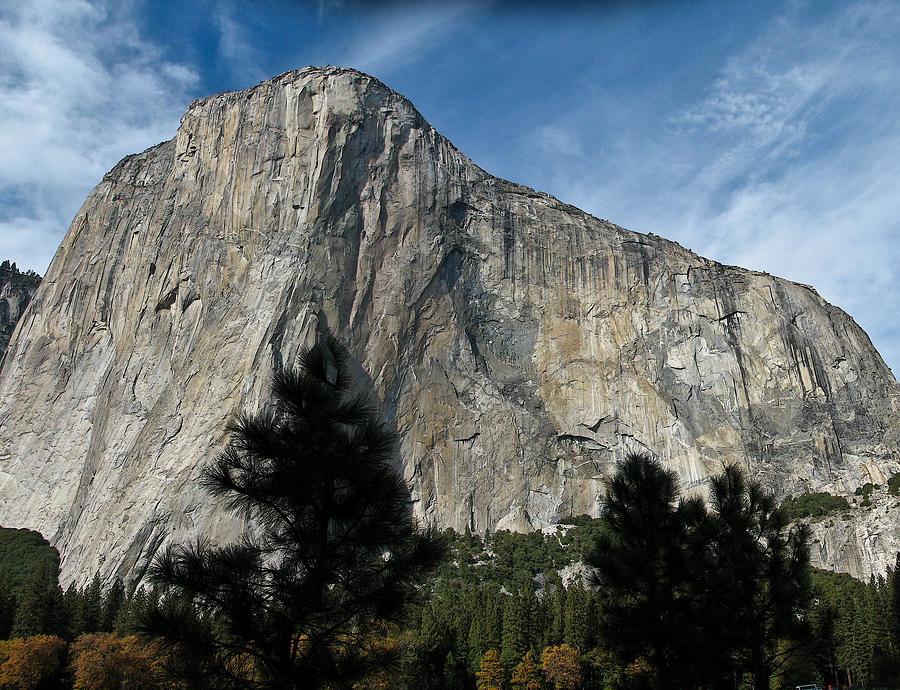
[545,571,565,646]
[585,452,704,687]
[500,593,526,672]
[142,337,447,688]
[482,588,502,656]
[704,464,812,690]
[847,592,872,685]
[0,574,16,640]
[520,579,542,657]
[420,600,445,653]
[113,585,157,635]
[78,573,103,635]
[468,617,486,673]
[443,650,468,689]
[891,553,900,653]
[10,565,65,639]
[62,583,80,639]
[452,591,473,669]
[476,649,504,689]
[563,585,593,654]
[510,650,542,690]
[100,578,125,632]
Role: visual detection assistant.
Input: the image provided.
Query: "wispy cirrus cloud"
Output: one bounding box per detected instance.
[335,2,479,78]
[214,2,268,87]
[0,0,198,273]
[670,1,900,367]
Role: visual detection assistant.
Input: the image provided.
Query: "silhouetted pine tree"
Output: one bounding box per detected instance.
[586,452,707,688]
[142,337,446,689]
[704,464,812,690]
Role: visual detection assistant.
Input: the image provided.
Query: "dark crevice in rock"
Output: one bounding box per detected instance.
[154,287,178,313]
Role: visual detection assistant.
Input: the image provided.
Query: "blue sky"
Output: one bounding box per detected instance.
[1,0,899,374]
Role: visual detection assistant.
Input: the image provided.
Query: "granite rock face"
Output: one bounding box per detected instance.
[0,262,40,367]
[1,67,898,586]
[806,488,900,580]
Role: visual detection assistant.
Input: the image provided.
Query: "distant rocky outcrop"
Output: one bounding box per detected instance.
[805,486,900,580]
[0,261,40,368]
[0,67,898,586]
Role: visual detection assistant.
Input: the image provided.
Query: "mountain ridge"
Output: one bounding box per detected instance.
[0,66,897,586]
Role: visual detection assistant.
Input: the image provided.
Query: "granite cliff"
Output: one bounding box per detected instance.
[0,261,40,367]
[0,67,898,586]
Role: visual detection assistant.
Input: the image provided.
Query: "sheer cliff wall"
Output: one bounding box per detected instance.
[0,67,898,585]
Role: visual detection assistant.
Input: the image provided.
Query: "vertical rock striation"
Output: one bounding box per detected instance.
[0,67,898,585]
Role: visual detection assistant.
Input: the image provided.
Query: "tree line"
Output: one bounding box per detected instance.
[2,337,900,688]
[0,260,41,286]
[4,523,900,688]
[0,540,175,688]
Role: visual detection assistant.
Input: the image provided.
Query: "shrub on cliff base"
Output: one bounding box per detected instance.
[888,473,900,496]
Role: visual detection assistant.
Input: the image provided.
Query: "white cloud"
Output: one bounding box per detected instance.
[0,0,198,273]
[535,125,584,158]
[670,1,900,370]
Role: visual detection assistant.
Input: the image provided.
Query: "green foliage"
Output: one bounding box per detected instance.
[436,515,607,592]
[0,526,134,645]
[0,520,898,689]
[587,455,812,690]
[11,564,66,639]
[780,491,850,521]
[75,573,103,635]
[888,473,900,496]
[807,566,900,687]
[0,528,60,597]
[0,576,15,641]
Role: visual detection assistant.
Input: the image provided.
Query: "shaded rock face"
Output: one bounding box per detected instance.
[0,262,40,367]
[0,67,898,586]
